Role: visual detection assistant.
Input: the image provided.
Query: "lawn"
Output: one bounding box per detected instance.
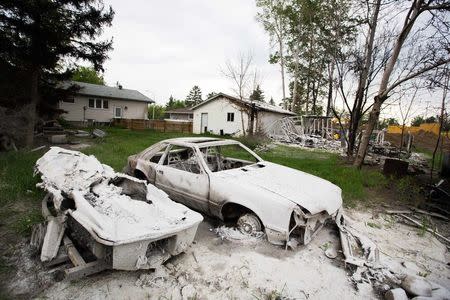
[0,127,388,238]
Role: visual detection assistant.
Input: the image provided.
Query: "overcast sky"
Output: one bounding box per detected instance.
[101,0,282,106]
[99,0,446,122]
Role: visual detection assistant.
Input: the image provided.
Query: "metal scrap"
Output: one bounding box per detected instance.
[266,116,343,152]
[32,147,203,280]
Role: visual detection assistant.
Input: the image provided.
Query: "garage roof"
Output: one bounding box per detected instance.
[191,92,295,115]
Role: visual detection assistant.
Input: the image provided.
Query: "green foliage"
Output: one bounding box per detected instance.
[148,104,166,119]
[425,116,437,123]
[235,134,270,150]
[257,0,355,115]
[379,118,399,129]
[395,176,421,204]
[0,0,114,146]
[249,85,265,102]
[411,116,425,127]
[185,86,203,106]
[166,95,186,110]
[206,92,217,99]
[72,66,105,85]
[269,97,276,105]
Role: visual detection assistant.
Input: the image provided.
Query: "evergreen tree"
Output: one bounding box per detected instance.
[185,86,202,106]
[249,85,265,102]
[269,97,275,105]
[166,95,186,110]
[206,92,217,99]
[0,0,114,147]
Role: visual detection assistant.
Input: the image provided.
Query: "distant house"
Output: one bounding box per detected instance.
[165,107,193,121]
[59,81,153,125]
[191,92,295,136]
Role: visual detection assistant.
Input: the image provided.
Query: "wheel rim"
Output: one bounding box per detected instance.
[238,214,262,234]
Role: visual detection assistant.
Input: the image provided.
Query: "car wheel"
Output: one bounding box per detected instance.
[237,213,262,234]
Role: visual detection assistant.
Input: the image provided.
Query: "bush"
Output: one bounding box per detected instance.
[235,134,270,150]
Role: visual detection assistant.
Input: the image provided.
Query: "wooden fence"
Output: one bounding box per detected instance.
[114,119,192,133]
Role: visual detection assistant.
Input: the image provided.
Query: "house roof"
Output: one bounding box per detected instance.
[165,107,194,114]
[191,92,295,115]
[65,81,154,103]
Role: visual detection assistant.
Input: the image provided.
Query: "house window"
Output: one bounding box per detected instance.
[227,112,235,122]
[62,97,75,103]
[89,98,109,109]
[114,107,123,118]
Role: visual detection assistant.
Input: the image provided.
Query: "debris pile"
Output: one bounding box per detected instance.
[266,116,343,152]
[31,147,203,281]
[385,207,450,247]
[213,226,265,243]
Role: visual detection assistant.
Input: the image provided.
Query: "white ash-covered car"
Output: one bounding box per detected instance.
[33,147,203,275]
[125,138,343,246]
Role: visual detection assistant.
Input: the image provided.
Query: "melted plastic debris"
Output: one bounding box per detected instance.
[213,226,265,243]
[34,147,203,244]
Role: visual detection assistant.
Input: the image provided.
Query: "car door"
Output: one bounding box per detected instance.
[155,144,210,212]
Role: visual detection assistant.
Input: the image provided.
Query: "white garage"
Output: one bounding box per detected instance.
[191,93,295,136]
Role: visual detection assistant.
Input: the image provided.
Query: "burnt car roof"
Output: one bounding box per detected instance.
[163,137,240,147]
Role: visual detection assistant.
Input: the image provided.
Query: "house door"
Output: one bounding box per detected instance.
[201,113,208,133]
[114,106,123,118]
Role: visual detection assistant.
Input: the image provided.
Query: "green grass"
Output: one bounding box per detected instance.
[82,128,198,170]
[0,150,45,206]
[0,127,388,239]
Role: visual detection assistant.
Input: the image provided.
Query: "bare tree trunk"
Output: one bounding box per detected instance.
[431,70,449,181]
[354,0,420,168]
[354,97,382,166]
[311,80,317,114]
[292,45,300,112]
[326,62,334,116]
[399,123,406,151]
[347,0,381,158]
[240,110,246,136]
[279,39,287,109]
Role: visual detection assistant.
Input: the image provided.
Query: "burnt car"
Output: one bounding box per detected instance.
[34,147,203,276]
[125,138,343,246]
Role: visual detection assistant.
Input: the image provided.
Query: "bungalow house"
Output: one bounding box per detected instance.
[59,81,153,125]
[165,107,193,121]
[191,92,295,136]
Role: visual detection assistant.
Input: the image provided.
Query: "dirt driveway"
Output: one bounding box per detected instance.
[6,209,450,300]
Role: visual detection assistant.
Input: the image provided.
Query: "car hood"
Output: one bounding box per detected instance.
[217,162,342,215]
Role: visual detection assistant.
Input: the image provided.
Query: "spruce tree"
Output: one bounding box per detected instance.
[249,85,265,102]
[0,0,114,147]
[185,86,203,106]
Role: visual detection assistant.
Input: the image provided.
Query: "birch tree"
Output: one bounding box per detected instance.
[256,0,289,108]
[354,0,450,167]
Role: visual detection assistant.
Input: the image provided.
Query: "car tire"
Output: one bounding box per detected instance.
[237,213,262,234]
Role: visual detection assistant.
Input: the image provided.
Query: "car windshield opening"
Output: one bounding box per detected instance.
[163,145,201,174]
[200,144,259,172]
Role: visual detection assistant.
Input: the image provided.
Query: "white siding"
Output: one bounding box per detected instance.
[257,111,289,134]
[192,96,248,135]
[192,96,293,136]
[59,96,148,122]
